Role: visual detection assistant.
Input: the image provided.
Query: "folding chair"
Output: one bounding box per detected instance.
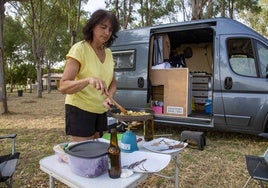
[243,153,268,188]
[0,134,20,188]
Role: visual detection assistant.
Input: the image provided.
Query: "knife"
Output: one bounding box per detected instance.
[156,143,184,151]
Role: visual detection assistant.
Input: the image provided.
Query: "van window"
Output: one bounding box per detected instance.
[227,38,257,77]
[112,50,135,70]
[256,41,268,78]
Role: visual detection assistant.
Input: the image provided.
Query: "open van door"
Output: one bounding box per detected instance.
[110,28,151,108]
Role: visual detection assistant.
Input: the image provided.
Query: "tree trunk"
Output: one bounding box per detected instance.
[0,0,8,114]
[28,78,32,93]
[36,62,42,98]
[47,68,51,93]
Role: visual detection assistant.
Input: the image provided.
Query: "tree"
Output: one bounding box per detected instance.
[106,0,176,28]
[66,0,88,45]
[0,0,7,113]
[137,0,176,26]
[106,0,134,29]
[4,16,28,92]
[10,0,69,97]
[7,0,89,96]
[189,0,261,20]
[239,0,268,37]
[0,0,29,114]
[191,0,209,20]
[176,0,190,21]
[6,63,36,88]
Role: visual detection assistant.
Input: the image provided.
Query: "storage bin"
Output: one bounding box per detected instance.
[151,106,163,114]
[205,99,212,114]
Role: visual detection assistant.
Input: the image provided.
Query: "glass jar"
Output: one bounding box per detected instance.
[143,118,154,141]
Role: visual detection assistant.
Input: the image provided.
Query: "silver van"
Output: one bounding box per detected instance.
[110,17,268,136]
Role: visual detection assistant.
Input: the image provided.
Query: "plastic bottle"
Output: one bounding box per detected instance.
[108,128,121,178]
[144,118,154,141]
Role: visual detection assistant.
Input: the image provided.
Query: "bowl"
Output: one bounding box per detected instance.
[65,141,109,178]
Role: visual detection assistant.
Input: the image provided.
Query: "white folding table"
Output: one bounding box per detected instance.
[40,155,148,188]
[40,137,186,188]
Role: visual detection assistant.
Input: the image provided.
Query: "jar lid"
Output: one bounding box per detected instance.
[65,141,109,159]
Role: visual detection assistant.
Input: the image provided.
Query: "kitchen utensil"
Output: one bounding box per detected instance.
[108,96,127,115]
[121,151,171,173]
[156,143,185,151]
[122,158,147,169]
[108,107,154,122]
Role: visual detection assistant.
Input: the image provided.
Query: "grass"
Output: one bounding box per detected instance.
[0,91,267,188]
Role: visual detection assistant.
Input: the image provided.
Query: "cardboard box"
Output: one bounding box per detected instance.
[150,68,190,117]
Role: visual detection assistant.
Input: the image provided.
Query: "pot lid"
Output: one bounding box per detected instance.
[65,141,109,159]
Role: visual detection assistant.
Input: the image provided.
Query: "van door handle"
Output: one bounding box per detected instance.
[138,77,144,88]
[224,77,233,90]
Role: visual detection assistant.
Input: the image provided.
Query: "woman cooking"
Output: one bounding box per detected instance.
[59,9,120,142]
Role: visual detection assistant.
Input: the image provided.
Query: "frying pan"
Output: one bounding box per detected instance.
[108,107,154,122]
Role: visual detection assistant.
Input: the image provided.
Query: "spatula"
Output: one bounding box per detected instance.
[108,96,128,115]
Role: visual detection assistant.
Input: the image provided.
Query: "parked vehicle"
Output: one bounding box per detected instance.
[110,17,268,136]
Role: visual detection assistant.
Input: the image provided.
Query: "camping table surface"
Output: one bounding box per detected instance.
[40,137,185,188]
[40,155,148,188]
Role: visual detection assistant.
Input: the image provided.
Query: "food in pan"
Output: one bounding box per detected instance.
[119,110,150,116]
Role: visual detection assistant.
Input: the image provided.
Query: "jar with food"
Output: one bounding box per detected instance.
[144,118,154,141]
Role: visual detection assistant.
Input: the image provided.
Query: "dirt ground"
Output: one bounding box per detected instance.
[0,91,267,188]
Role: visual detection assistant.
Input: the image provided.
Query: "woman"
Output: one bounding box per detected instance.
[59,9,120,142]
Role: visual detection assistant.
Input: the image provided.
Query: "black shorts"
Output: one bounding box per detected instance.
[65,104,108,137]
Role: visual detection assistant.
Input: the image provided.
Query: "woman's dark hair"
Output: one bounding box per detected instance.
[83,9,120,47]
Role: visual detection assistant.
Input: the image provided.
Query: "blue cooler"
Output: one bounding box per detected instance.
[205,99,212,114]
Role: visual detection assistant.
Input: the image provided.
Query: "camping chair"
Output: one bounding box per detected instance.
[243,152,268,188]
[0,134,20,188]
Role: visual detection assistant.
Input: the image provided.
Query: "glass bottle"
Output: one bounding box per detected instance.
[144,118,154,141]
[108,128,121,178]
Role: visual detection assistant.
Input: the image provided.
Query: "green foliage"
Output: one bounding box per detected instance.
[188,0,261,20]
[239,0,268,37]
[3,16,27,57]
[5,63,36,86]
[106,0,176,28]
[3,16,31,86]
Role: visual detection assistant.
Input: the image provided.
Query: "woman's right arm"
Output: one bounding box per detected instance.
[59,58,89,94]
[59,57,109,95]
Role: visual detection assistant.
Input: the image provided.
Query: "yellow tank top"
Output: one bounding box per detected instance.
[65,40,114,114]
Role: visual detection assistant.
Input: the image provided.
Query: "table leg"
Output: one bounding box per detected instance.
[175,154,179,188]
[49,175,55,188]
[154,153,180,188]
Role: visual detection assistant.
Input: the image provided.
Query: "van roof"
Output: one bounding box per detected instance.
[114,27,151,46]
[113,17,267,46]
[150,17,259,35]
